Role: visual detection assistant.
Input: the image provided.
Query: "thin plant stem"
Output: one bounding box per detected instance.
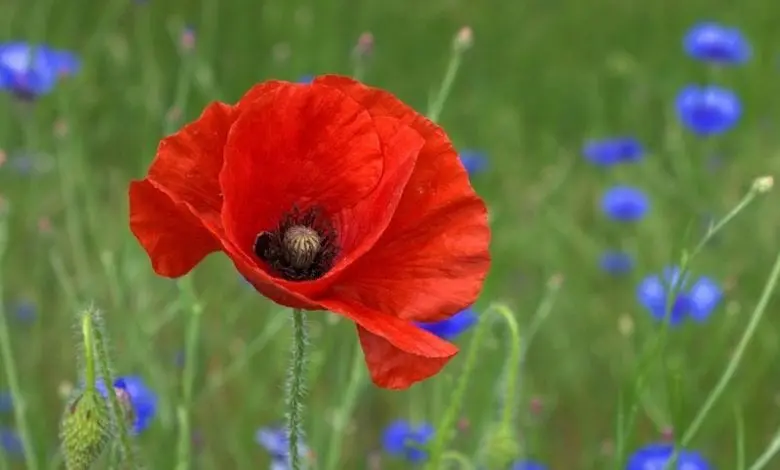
[426,51,463,123]
[748,430,780,470]
[175,277,203,470]
[425,278,561,470]
[323,346,366,470]
[735,405,746,470]
[426,29,470,123]
[442,451,475,469]
[494,304,522,429]
[0,207,38,470]
[90,310,137,468]
[680,245,780,445]
[424,305,491,470]
[287,308,309,470]
[617,179,767,464]
[81,313,97,389]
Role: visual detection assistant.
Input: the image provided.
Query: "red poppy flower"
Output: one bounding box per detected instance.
[129,75,490,389]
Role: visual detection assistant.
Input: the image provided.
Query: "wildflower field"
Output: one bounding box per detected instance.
[1,0,780,469]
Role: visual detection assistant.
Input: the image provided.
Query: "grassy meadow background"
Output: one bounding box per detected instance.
[1,0,780,468]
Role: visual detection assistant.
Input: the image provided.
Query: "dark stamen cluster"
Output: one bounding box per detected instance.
[253,206,339,281]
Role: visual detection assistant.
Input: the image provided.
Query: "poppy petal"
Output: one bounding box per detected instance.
[146,101,235,221]
[334,187,489,323]
[313,75,431,133]
[326,116,424,276]
[220,81,385,261]
[129,180,221,277]
[223,237,320,310]
[314,75,491,322]
[321,298,457,389]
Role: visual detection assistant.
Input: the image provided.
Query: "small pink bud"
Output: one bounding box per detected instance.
[454,26,473,52]
[529,396,544,415]
[457,416,471,432]
[356,32,374,57]
[181,26,196,51]
[37,216,52,234]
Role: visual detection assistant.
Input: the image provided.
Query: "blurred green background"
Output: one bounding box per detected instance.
[1,0,780,468]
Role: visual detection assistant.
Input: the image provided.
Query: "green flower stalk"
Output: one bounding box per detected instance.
[60,307,140,469]
[482,424,521,469]
[60,311,112,469]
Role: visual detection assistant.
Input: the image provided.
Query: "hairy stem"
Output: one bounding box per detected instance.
[175,277,203,470]
[286,308,309,470]
[90,311,137,468]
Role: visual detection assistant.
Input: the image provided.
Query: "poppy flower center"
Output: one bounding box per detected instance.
[253,206,339,281]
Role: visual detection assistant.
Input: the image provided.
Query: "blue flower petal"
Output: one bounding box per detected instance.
[675,85,741,136]
[96,376,157,434]
[683,22,751,65]
[49,49,81,76]
[381,420,433,463]
[0,427,23,456]
[688,276,722,322]
[115,376,157,433]
[381,420,413,456]
[0,391,12,413]
[637,267,719,325]
[297,75,314,84]
[0,42,79,97]
[9,299,36,323]
[637,274,667,316]
[256,425,309,464]
[599,250,634,275]
[459,149,488,175]
[415,308,478,340]
[627,442,711,470]
[511,461,548,470]
[601,186,650,222]
[582,137,644,166]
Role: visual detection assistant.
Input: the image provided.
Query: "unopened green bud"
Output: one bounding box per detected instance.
[60,388,112,470]
[482,425,520,469]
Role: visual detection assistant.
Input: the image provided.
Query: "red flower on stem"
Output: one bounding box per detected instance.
[129,75,490,389]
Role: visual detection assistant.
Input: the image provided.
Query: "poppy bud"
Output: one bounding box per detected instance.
[481,425,520,469]
[59,389,112,470]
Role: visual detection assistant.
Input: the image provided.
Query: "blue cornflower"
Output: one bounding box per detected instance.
[599,250,634,275]
[8,299,36,323]
[600,186,649,222]
[297,75,314,84]
[416,307,478,340]
[96,376,157,434]
[676,85,741,136]
[0,391,11,413]
[0,42,80,98]
[511,461,547,470]
[382,420,434,463]
[0,427,22,457]
[256,426,310,468]
[459,149,488,175]
[582,137,644,166]
[627,443,711,469]
[637,266,722,325]
[683,22,750,65]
